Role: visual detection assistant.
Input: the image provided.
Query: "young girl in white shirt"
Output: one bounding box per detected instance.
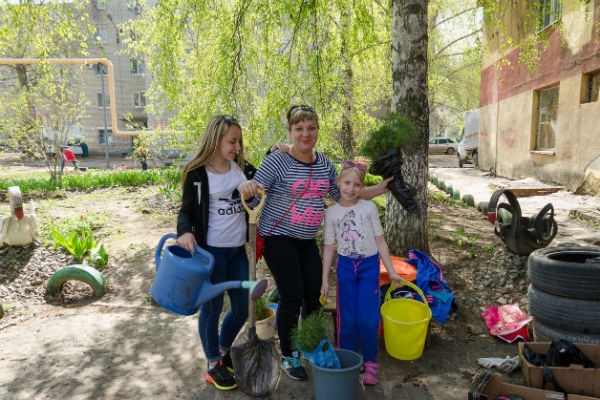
[320,161,405,385]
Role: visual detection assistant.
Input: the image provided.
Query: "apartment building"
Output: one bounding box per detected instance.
[480,0,600,193]
[82,0,148,155]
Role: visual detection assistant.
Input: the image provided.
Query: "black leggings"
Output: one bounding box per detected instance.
[264,235,322,357]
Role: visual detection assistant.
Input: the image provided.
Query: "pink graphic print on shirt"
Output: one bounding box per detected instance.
[289,179,329,226]
[338,209,364,258]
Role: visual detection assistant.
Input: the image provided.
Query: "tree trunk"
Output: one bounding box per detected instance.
[387,0,430,255]
[340,7,355,161]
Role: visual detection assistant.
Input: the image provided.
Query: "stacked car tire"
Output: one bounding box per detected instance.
[527,246,600,343]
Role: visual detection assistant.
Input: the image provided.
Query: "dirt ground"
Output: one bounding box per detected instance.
[1,154,599,399]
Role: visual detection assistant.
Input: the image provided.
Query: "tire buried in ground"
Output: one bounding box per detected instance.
[528,285,600,334]
[46,264,107,297]
[533,320,600,344]
[528,246,600,300]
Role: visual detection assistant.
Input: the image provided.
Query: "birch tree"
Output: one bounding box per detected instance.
[386,0,430,255]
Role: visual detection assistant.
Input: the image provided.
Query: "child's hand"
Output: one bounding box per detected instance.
[320,281,329,299]
[389,272,408,286]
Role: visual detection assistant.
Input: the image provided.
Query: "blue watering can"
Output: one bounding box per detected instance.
[151,233,268,316]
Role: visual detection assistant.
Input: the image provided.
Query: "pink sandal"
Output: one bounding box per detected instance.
[363,361,379,385]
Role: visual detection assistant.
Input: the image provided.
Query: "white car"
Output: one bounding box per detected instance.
[429,137,458,155]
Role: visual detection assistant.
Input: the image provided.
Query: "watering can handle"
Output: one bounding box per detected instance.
[241,188,266,225]
[155,233,178,272]
[384,280,431,312]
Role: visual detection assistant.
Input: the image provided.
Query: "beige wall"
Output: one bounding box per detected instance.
[482,0,595,68]
[480,75,600,191]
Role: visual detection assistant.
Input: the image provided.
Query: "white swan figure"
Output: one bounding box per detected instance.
[0,186,38,247]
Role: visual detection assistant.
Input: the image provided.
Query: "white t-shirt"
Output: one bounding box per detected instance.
[206,160,247,247]
[323,199,383,259]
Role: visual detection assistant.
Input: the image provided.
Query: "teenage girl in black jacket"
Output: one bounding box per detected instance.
[176,115,257,391]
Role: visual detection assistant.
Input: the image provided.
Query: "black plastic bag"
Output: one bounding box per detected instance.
[523,344,546,366]
[369,148,419,214]
[546,339,595,368]
[524,339,595,394]
[230,327,280,397]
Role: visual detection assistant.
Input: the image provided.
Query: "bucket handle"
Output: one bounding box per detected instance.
[384,280,431,313]
[241,188,266,224]
[155,233,178,272]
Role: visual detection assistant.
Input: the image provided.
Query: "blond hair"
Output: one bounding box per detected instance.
[338,166,366,186]
[286,104,319,130]
[181,115,244,185]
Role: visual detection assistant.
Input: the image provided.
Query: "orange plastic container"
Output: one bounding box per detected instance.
[379,256,417,286]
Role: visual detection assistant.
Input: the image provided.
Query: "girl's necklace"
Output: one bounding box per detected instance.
[207,162,230,174]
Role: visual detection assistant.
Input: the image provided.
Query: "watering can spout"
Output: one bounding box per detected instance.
[194,279,269,308]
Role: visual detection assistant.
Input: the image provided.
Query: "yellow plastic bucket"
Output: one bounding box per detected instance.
[380,281,432,360]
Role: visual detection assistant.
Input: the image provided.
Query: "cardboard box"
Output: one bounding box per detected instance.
[519,342,600,397]
[470,373,566,400]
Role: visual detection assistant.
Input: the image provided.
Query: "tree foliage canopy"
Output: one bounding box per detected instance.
[0,0,94,182]
[126,0,395,164]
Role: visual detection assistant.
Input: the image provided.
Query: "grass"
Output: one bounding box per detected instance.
[569,210,600,230]
[0,171,52,182]
[0,167,182,194]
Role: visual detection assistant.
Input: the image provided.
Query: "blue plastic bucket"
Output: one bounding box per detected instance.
[311,348,362,400]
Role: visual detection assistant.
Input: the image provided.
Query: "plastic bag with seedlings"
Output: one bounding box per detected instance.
[298,338,341,369]
[230,327,280,397]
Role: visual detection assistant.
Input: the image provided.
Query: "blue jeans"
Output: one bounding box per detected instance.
[198,245,249,363]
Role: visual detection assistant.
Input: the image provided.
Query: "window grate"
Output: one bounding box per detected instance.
[535,86,559,151]
[586,72,600,103]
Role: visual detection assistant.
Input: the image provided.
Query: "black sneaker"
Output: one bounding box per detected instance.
[281,352,308,381]
[220,351,234,373]
[205,363,237,390]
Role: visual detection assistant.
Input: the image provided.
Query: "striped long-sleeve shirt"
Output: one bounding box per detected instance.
[254,151,340,239]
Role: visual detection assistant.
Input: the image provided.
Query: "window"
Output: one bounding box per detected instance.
[93,64,108,76]
[429,138,437,145]
[535,86,559,151]
[95,26,107,44]
[96,0,106,9]
[133,92,146,108]
[537,0,561,31]
[97,93,110,108]
[582,72,600,103]
[98,128,113,145]
[130,58,145,75]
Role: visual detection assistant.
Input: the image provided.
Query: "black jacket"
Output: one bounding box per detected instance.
[176,161,257,249]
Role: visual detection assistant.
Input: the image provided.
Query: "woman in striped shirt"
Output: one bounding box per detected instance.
[238,105,390,381]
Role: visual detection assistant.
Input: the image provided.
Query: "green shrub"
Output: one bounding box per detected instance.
[363,173,382,186]
[360,115,418,160]
[49,222,96,261]
[88,244,109,270]
[256,297,271,321]
[291,308,328,352]
[47,220,109,268]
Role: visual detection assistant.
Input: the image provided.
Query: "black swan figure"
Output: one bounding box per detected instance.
[487,189,557,256]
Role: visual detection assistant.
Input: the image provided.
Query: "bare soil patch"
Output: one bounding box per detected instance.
[1,175,596,398]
